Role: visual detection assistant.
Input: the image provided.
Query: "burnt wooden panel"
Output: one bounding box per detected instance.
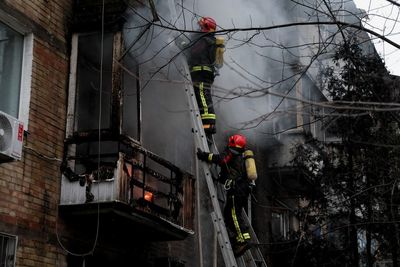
[112,31,123,133]
[182,174,195,230]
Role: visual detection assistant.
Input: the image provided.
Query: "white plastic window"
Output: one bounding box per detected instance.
[0,21,23,118]
[0,17,33,127]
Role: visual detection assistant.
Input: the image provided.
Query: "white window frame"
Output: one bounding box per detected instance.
[0,10,33,128]
[66,34,78,137]
[18,33,33,127]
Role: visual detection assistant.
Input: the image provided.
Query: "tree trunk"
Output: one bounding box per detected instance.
[392,227,399,267]
[390,218,399,267]
[366,175,372,267]
[366,212,372,267]
[349,202,359,267]
[348,150,359,267]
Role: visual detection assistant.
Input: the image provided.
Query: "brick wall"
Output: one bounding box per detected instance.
[4,0,73,43]
[0,1,72,266]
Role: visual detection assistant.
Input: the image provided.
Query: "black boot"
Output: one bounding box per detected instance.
[233,242,252,257]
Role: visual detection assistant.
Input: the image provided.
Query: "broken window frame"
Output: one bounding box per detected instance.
[66,32,123,136]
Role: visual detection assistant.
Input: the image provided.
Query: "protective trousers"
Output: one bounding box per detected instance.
[190,69,216,128]
[224,192,251,245]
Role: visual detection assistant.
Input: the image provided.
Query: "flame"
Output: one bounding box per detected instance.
[144,191,153,202]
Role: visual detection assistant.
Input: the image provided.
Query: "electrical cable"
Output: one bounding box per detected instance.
[23,145,62,162]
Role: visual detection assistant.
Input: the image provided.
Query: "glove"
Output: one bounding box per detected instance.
[197,148,209,161]
[249,180,256,192]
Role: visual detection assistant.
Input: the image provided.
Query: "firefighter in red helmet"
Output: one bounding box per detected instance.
[198,17,217,32]
[185,16,223,138]
[197,134,254,257]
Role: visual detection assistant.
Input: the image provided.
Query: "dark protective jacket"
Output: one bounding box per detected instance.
[207,148,250,198]
[200,147,253,246]
[187,33,217,71]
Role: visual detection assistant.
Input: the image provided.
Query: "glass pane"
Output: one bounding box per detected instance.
[0,234,16,267]
[271,212,283,238]
[122,57,138,139]
[75,33,113,131]
[0,22,23,118]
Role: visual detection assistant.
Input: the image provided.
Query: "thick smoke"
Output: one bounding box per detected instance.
[123,2,196,172]
[123,0,306,167]
[182,0,310,150]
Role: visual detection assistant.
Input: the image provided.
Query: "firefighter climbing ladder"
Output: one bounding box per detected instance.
[179,58,268,267]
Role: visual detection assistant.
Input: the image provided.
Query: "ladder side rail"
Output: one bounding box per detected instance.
[236,255,247,267]
[198,163,236,267]
[242,209,268,267]
[211,212,239,267]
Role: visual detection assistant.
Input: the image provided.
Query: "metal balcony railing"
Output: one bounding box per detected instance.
[60,130,194,232]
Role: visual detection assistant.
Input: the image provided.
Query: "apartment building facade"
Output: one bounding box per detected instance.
[0,0,375,266]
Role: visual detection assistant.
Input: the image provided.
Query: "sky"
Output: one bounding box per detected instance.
[353,0,400,75]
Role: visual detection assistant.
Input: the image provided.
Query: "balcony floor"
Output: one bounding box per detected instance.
[59,201,193,242]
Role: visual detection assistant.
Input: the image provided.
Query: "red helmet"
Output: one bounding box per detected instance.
[198,17,217,32]
[228,134,246,150]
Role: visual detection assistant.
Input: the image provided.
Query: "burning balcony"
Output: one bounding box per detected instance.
[59,131,194,241]
[60,0,198,242]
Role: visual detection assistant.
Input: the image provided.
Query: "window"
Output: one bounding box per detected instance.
[75,33,113,131]
[0,18,33,126]
[0,233,17,267]
[68,32,140,138]
[0,21,23,118]
[271,211,290,240]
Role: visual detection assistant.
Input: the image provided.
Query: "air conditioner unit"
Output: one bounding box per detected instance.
[0,111,24,162]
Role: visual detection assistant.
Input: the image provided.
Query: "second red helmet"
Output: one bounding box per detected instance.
[198,17,217,32]
[228,134,247,149]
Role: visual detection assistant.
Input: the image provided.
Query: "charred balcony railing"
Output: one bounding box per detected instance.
[60,130,195,231]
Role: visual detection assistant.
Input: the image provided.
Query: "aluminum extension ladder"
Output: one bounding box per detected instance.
[180,59,268,267]
[238,210,268,267]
